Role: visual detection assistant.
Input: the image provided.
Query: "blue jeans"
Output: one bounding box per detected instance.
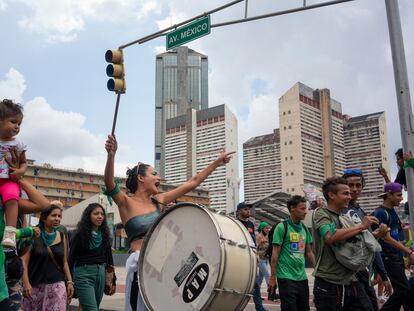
[253,275,267,311]
[257,259,270,288]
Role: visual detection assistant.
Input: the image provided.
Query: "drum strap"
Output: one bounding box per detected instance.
[130,272,139,310]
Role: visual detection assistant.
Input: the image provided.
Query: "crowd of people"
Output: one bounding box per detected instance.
[243,152,414,311]
[0,96,414,311]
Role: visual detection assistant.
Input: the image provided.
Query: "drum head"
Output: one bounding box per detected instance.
[139,204,223,311]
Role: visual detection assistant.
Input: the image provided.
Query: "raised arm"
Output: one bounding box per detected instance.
[156,150,235,205]
[18,178,50,214]
[104,135,128,209]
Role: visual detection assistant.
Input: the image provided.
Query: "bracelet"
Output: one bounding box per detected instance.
[67,281,74,285]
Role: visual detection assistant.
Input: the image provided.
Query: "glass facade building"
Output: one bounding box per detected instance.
[154,47,208,177]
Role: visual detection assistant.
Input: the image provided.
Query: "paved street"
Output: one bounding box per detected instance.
[69,268,317,311]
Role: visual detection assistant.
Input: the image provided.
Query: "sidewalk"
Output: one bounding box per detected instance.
[69,268,317,311]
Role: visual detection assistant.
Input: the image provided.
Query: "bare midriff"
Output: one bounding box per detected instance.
[130,238,144,252]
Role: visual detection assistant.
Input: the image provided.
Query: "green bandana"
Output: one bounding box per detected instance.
[41,229,57,247]
[89,229,102,250]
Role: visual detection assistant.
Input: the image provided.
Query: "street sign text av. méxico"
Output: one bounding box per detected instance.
[166,15,211,50]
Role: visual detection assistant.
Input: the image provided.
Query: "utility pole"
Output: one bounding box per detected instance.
[385,0,414,233]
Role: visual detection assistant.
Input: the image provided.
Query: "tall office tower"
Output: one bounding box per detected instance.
[154,47,208,178]
[279,82,345,194]
[243,129,282,203]
[344,112,390,213]
[164,105,239,214]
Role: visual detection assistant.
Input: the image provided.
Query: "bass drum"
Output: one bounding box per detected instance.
[138,203,257,311]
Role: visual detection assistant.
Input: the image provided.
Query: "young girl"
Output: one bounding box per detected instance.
[0,99,27,249]
[69,203,115,311]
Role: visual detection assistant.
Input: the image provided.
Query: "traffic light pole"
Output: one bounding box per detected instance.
[385,0,414,233]
[111,92,122,135]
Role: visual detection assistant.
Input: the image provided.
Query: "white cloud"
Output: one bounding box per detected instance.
[6,0,163,43]
[0,68,131,176]
[239,94,279,145]
[20,96,131,176]
[0,68,26,103]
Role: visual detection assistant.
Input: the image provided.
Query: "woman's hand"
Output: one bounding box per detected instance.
[23,282,32,298]
[67,282,74,300]
[32,227,41,238]
[105,135,118,157]
[6,149,24,181]
[216,150,235,166]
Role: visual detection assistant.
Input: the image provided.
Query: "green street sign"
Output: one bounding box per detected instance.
[166,15,211,50]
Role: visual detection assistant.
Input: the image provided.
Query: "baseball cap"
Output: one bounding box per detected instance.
[378,182,403,198]
[237,201,252,210]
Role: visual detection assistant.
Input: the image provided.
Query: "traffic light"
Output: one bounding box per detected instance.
[105,49,126,93]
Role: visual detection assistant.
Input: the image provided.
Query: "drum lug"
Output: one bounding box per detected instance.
[219,236,237,246]
[214,288,251,297]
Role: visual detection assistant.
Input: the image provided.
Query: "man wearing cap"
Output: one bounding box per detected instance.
[342,169,392,310]
[237,202,268,311]
[373,182,414,310]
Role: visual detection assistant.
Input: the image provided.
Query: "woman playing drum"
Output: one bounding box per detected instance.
[104,134,234,311]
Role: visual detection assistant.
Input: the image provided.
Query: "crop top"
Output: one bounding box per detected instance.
[124,198,161,243]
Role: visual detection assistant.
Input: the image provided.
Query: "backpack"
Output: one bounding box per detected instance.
[316,210,381,272]
[266,220,310,261]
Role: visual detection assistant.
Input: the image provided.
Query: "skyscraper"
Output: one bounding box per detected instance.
[243,82,389,210]
[243,129,282,203]
[154,47,208,177]
[279,82,345,193]
[164,105,239,214]
[344,112,390,212]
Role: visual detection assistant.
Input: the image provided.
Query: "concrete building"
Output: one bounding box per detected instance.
[154,47,208,178]
[279,82,345,194]
[24,160,114,208]
[243,129,282,203]
[344,112,390,212]
[164,105,239,214]
[243,82,389,212]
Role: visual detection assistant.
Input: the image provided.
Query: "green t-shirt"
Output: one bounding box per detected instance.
[312,208,354,285]
[272,219,312,281]
[0,208,9,303]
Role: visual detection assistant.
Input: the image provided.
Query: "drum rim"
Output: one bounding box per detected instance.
[138,202,226,311]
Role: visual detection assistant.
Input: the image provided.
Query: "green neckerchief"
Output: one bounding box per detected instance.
[41,228,57,247]
[287,218,303,232]
[89,228,102,250]
[404,157,414,169]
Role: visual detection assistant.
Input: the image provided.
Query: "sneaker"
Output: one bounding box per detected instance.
[2,226,17,248]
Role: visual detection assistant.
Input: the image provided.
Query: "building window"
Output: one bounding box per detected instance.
[290,156,293,160]
[283,112,286,115]
[288,125,292,129]
[284,142,287,145]
[285,157,288,161]
[286,173,289,176]
[291,188,295,192]
[289,141,292,145]
[284,126,286,130]
[291,172,294,176]
[288,110,291,114]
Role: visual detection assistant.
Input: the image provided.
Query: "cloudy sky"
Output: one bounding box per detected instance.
[0,0,413,197]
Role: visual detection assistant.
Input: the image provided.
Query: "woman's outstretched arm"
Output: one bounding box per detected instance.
[156,150,235,206]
